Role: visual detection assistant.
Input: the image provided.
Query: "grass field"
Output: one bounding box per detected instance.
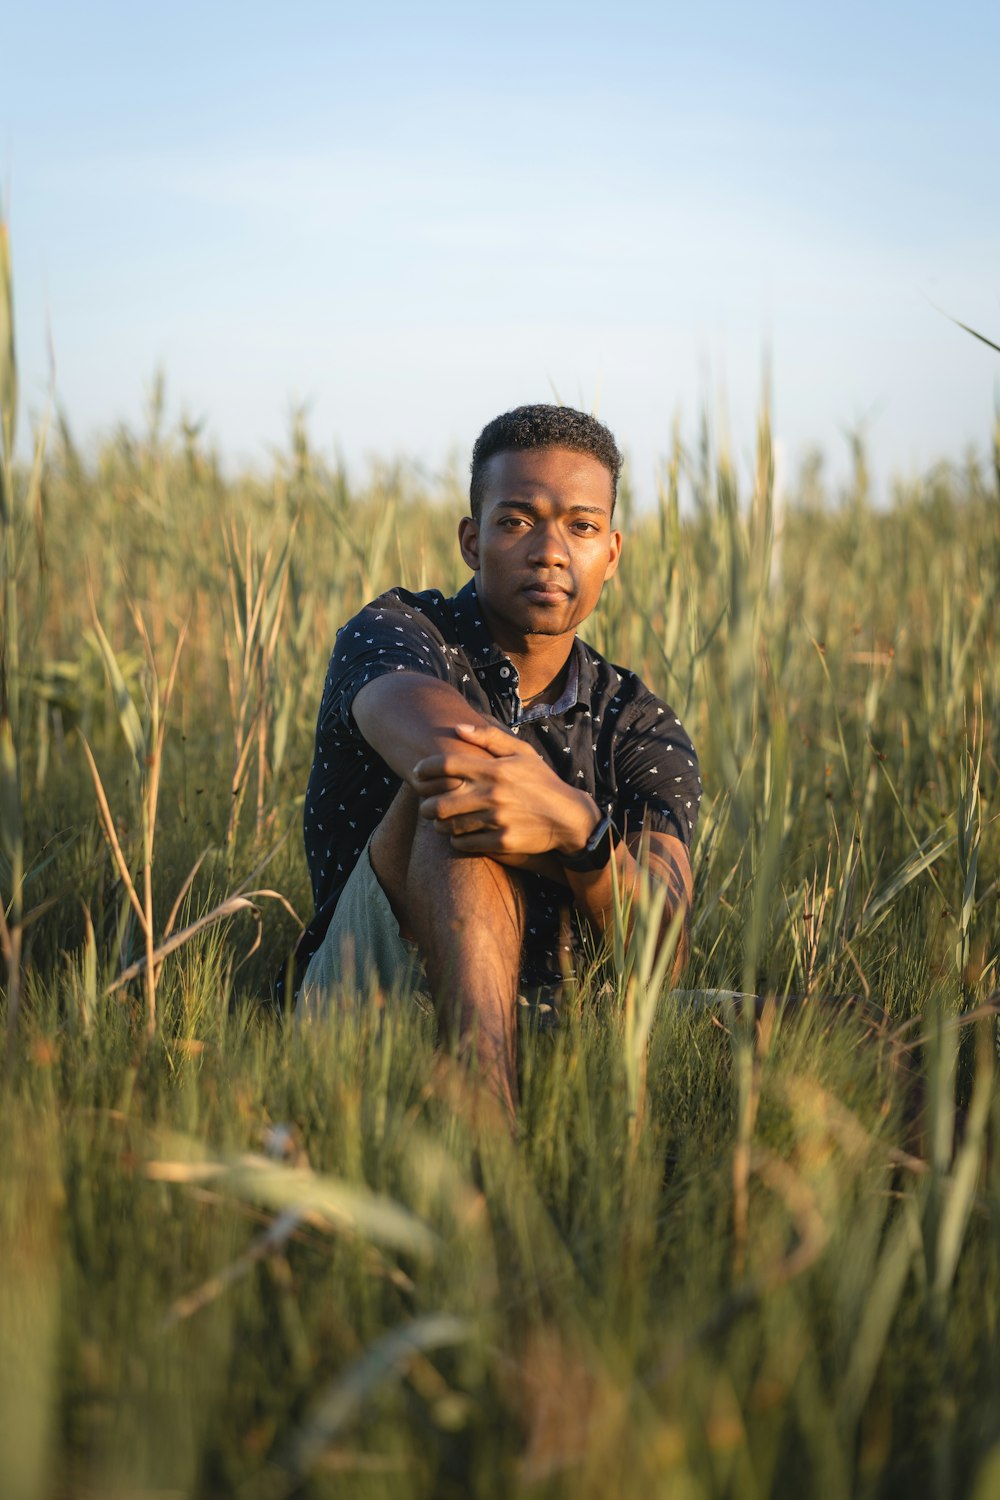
[2,229,1000,1496]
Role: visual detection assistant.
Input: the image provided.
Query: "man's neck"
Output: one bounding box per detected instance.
[484,620,576,704]
[517,648,576,709]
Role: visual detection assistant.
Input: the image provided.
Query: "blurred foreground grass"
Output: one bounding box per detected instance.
[2,299,1000,1490]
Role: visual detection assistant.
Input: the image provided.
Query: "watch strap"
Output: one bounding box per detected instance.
[560,810,621,873]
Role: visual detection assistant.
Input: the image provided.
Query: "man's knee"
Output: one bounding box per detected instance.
[370,783,525,936]
[417,822,523,893]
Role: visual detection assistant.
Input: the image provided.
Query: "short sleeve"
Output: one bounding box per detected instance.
[318,589,451,734]
[612,694,702,847]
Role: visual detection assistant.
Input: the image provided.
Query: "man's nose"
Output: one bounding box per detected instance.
[528,523,569,566]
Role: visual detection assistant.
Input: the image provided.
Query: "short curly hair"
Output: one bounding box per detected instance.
[469,404,622,520]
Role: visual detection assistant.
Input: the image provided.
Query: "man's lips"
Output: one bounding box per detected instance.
[522,581,572,602]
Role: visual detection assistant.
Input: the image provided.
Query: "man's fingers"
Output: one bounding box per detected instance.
[411,773,463,796]
[448,829,506,853]
[413,750,493,784]
[435,812,497,837]
[454,722,526,756]
[413,730,538,784]
[418,789,490,822]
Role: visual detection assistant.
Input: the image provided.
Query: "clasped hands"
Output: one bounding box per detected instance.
[411,721,599,861]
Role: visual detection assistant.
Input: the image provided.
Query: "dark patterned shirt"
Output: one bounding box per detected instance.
[292,580,702,996]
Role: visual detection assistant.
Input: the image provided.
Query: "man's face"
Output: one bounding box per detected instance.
[458,446,622,648]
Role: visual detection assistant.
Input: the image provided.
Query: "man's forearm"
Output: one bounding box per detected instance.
[351,674,497,785]
[562,833,692,979]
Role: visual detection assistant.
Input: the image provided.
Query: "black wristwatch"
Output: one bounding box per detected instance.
[560,810,621,873]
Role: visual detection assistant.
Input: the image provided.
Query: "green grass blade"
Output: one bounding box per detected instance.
[0,213,16,475]
[87,616,147,772]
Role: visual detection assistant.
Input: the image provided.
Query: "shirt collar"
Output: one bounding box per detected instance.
[518,655,580,723]
[450,578,597,713]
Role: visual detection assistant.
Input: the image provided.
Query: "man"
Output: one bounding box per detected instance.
[293,405,702,1116]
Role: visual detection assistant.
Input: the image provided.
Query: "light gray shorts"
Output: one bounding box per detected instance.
[295,837,431,1023]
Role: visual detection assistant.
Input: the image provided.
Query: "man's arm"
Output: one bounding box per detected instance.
[352,673,596,877]
[413,721,693,981]
[351,673,497,786]
[563,829,693,981]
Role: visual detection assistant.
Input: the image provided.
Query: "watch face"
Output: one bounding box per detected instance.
[586,813,612,854]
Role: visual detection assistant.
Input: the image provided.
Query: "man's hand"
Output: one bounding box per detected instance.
[353,674,692,976]
[412,721,600,858]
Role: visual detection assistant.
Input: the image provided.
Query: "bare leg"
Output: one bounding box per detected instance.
[371,787,524,1119]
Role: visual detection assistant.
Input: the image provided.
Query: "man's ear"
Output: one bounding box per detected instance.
[604,528,623,582]
[458,515,480,571]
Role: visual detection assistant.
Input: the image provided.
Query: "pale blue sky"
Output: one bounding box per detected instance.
[5,0,999,500]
